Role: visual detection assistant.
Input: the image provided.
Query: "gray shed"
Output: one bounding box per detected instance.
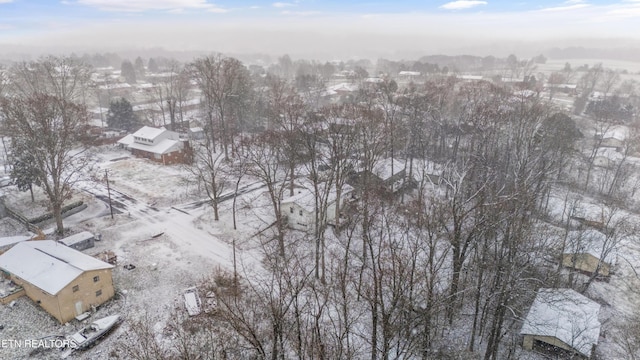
[59,231,95,251]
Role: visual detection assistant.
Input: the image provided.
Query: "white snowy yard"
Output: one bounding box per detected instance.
[0,146,266,360]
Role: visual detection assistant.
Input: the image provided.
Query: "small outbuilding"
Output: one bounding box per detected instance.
[59,231,95,251]
[521,288,601,358]
[561,229,615,277]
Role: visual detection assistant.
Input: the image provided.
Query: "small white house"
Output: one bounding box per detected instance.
[521,288,601,358]
[281,183,354,232]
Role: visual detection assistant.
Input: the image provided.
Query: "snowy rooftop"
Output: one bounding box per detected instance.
[328,82,358,93]
[136,82,155,89]
[132,126,167,141]
[282,183,354,213]
[117,134,134,146]
[0,235,32,249]
[521,288,601,358]
[602,125,629,141]
[372,158,406,181]
[458,75,483,80]
[563,229,616,263]
[398,71,421,76]
[0,240,113,295]
[132,102,162,112]
[59,231,94,246]
[127,138,183,155]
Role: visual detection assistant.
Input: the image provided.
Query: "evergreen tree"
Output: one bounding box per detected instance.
[121,60,137,84]
[148,58,159,73]
[10,139,41,202]
[134,56,146,78]
[107,98,139,131]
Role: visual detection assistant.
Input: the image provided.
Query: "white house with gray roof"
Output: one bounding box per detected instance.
[281,183,354,231]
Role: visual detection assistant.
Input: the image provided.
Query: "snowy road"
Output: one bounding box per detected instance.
[77,179,235,269]
[78,179,160,220]
[177,181,267,210]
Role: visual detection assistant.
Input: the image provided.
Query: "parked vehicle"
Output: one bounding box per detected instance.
[67,314,121,350]
[184,287,202,316]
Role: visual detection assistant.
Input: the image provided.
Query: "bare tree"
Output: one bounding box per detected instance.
[186,128,227,221]
[119,312,171,360]
[265,75,307,197]
[599,68,620,100]
[243,131,290,257]
[2,57,92,234]
[191,55,252,160]
[8,55,91,102]
[151,60,192,130]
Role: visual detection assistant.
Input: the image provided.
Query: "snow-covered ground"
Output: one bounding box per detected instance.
[3,136,640,359]
[0,146,269,359]
[543,187,640,359]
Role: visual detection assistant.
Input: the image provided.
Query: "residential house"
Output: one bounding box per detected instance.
[117,126,192,165]
[397,71,421,83]
[595,125,629,151]
[0,240,115,323]
[348,158,414,196]
[521,288,601,358]
[561,229,615,277]
[188,127,205,140]
[281,183,354,231]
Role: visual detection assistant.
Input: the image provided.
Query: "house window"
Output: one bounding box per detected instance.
[96,290,102,297]
[93,276,100,283]
[299,210,303,216]
[290,207,294,214]
[72,285,79,292]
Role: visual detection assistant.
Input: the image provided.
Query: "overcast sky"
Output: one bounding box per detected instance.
[1,0,640,59]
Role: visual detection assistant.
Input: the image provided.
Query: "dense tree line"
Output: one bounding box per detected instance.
[147,63,616,359]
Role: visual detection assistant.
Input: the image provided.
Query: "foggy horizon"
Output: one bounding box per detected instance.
[2,0,640,62]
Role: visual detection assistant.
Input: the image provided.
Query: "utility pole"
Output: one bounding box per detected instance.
[105,169,114,219]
